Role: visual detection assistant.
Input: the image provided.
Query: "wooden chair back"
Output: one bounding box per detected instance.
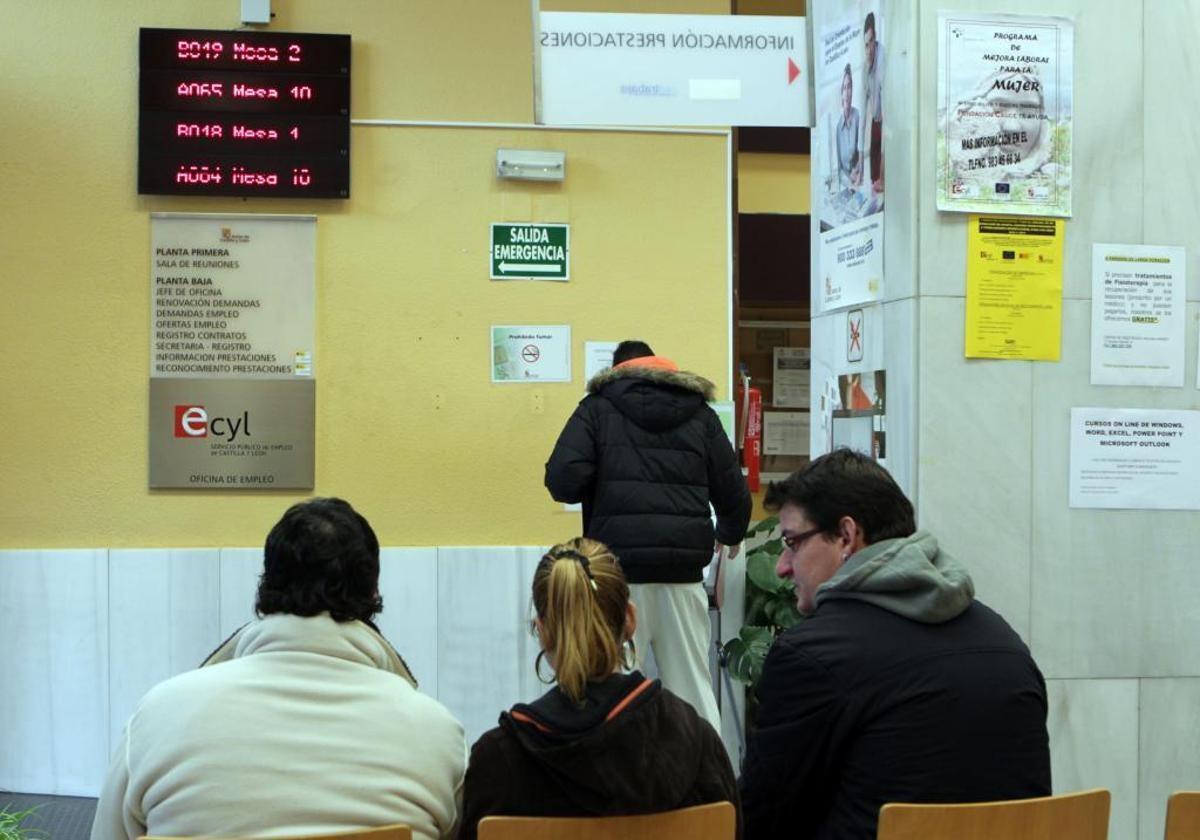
[476,801,736,840]
[1166,791,1200,840]
[140,825,411,840]
[876,789,1110,840]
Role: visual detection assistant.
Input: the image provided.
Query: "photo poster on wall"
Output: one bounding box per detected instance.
[832,369,886,466]
[936,12,1074,217]
[148,213,316,489]
[814,0,885,313]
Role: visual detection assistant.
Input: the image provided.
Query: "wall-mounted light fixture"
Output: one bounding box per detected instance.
[496,149,566,182]
[241,0,271,24]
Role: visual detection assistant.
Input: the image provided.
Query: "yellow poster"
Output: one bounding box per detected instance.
[965,215,1064,360]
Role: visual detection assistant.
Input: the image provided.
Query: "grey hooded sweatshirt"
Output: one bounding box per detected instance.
[741,531,1051,840]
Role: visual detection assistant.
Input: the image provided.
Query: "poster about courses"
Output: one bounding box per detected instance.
[937,12,1073,217]
[1069,407,1200,510]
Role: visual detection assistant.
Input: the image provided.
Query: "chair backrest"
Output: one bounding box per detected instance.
[1165,791,1200,840]
[476,801,736,840]
[876,789,1110,840]
[140,825,411,840]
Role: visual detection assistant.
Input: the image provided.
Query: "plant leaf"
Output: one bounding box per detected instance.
[744,590,770,627]
[766,596,802,630]
[723,625,777,686]
[746,516,780,537]
[746,549,787,594]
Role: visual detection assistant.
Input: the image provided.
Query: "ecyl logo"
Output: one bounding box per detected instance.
[174,405,251,441]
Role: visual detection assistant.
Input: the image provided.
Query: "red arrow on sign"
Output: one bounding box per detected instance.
[787,58,801,84]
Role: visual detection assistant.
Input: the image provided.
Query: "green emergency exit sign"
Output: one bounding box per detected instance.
[490,223,570,280]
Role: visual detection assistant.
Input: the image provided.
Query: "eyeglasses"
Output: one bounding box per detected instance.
[781,527,824,551]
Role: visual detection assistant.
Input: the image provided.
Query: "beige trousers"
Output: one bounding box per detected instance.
[629,581,721,731]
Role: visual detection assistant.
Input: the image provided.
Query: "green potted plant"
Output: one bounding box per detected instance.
[0,805,43,840]
[722,516,803,691]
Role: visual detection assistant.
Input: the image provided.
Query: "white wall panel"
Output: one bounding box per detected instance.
[1031,302,1200,678]
[436,547,528,747]
[0,550,109,796]
[917,296,1033,640]
[881,297,917,500]
[1139,679,1200,840]
[107,549,220,753]
[1144,2,1200,302]
[879,0,919,304]
[1046,679,1139,840]
[218,548,262,639]
[514,546,550,706]
[375,548,439,699]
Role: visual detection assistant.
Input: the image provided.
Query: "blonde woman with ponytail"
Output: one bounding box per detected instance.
[458,538,739,840]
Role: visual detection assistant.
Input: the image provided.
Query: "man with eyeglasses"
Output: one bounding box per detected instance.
[739,448,1050,840]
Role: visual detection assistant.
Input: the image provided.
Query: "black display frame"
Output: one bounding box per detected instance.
[138,28,351,199]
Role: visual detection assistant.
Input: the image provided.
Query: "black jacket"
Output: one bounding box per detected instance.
[741,533,1051,840]
[544,363,751,583]
[459,673,739,840]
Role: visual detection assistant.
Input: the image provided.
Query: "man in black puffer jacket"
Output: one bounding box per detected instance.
[544,340,751,729]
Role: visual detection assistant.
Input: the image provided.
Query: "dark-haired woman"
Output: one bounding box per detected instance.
[92,498,465,840]
[458,538,739,840]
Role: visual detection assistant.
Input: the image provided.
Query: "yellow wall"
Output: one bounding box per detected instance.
[737,152,810,214]
[735,0,805,15]
[0,2,730,547]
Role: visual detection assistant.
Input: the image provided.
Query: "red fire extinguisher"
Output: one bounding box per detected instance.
[736,378,762,492]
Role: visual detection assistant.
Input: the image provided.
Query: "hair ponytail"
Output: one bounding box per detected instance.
[532,538,629,704]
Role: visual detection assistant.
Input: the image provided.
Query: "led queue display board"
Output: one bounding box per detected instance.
[139,28,351,198]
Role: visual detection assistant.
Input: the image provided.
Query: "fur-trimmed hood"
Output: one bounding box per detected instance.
[586,363,717,400]
[586,361,716,434]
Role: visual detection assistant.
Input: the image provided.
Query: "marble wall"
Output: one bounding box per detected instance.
[810,2,1200,837]
[0,546,746,798]
[910,2,1200,838]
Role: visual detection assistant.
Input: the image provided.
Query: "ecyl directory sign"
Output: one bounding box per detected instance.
[490,223,569,280]
[149,213,316,489]
[151,213,316,378]
[149,378,315,488]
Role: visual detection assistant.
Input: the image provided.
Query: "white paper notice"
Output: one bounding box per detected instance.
[773,347,811,407]
[584,341,619,384]
[764,411,810,455]
[1069,407,1200,510]
[1091,243,1186,387]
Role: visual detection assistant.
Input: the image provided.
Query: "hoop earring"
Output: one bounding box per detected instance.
[622,638,638,671]
[534,650,555,685]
